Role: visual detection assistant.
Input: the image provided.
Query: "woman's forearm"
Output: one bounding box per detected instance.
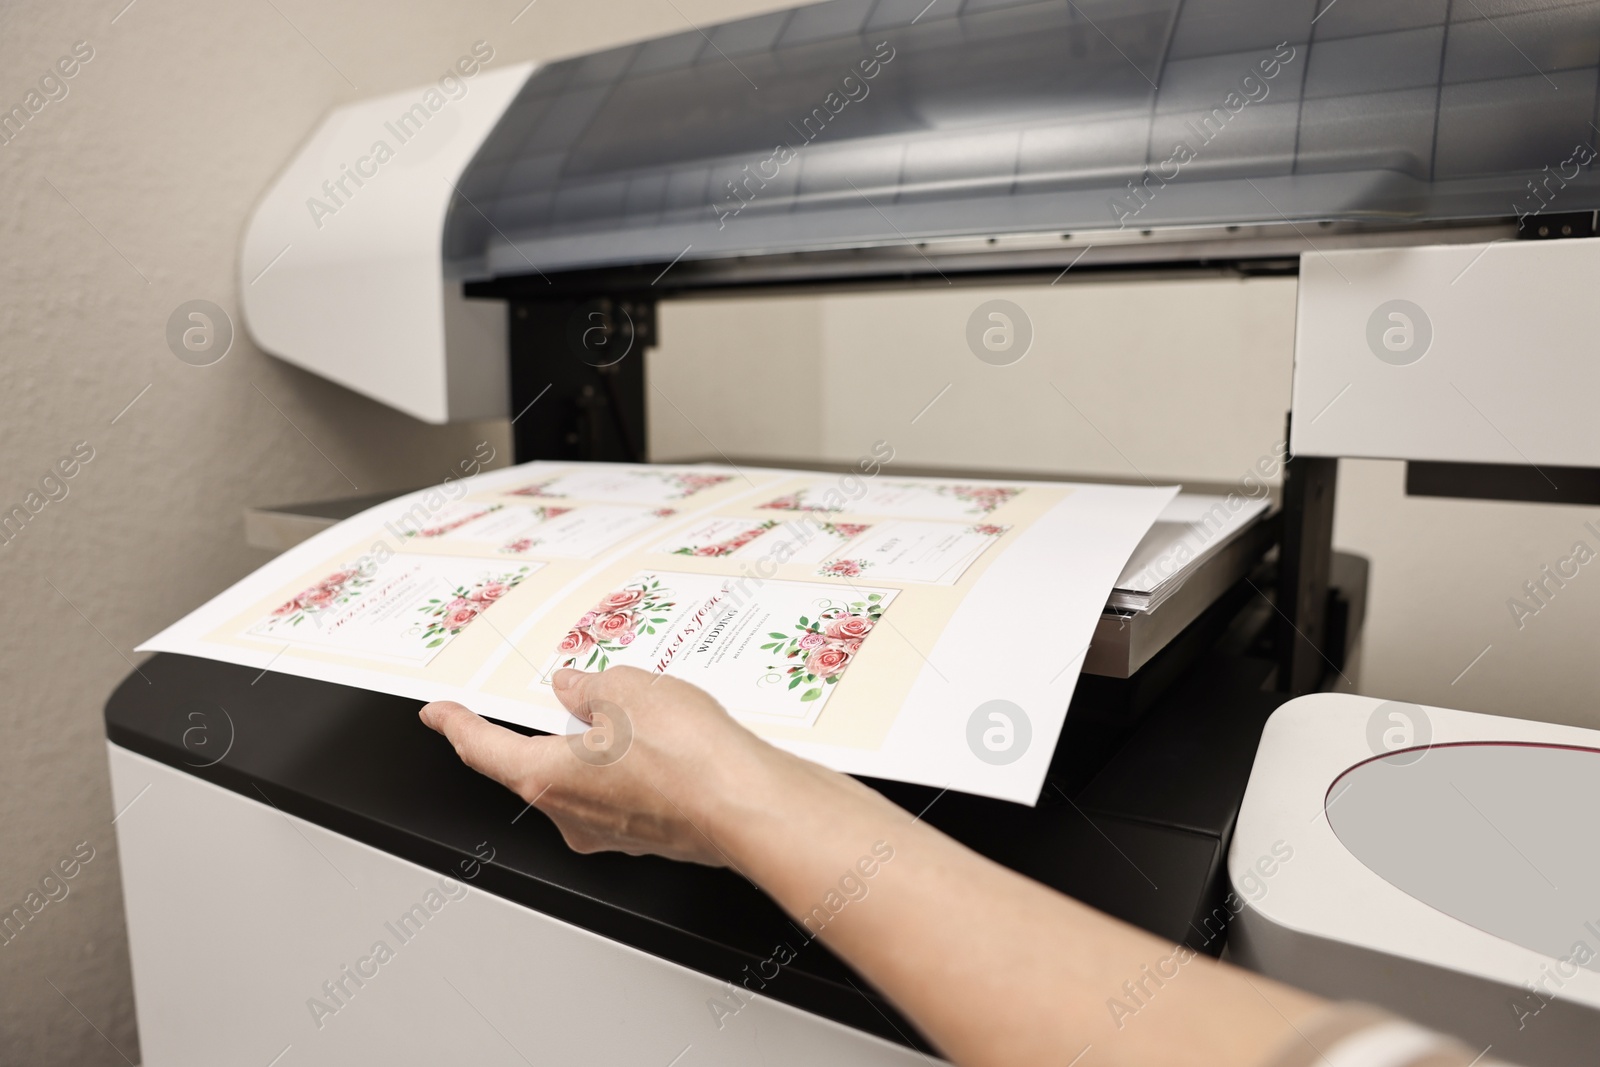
[711,747,1323,1067]
[422,668,1325,1067]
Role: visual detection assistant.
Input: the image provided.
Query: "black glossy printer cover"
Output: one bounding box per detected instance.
[444,0,1600,278]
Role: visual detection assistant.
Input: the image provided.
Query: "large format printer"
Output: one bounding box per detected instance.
[108,1,1600,1064]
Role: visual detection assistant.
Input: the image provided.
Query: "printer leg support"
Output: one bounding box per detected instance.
[1276,454,1337,695]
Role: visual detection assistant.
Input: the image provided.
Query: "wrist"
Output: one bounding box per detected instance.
[703,733,898,888]
[698,734,811,867]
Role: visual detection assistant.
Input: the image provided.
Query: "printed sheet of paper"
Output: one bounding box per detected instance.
[541,571,898,726]
[138,460,1177,804]
[1115,495,1271,596]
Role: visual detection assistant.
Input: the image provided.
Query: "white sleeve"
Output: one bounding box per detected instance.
[1257,1002,1515,1067]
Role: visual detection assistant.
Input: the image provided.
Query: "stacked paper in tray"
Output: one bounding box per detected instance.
[1109,494,1272,614]
[140,461,1176,804]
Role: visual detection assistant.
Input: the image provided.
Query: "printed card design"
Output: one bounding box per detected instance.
[249,554,542,665]
[393,503,510,539]
[658,517,778,558]
[759,591,888,709]
[817,521,1009,585]
[492,504,674,558]
[545,572,898,723]
[508,468,732,505]
[760,481,1021,519]
[554,577,678,673]
[781,520,873,564]
[395,501,673,558]
[653,516,871,563]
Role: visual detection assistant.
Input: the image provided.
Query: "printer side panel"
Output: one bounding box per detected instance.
[108,745,931,1065]
[1292,237,1600,467]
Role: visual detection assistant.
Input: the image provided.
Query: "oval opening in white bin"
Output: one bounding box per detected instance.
[1326,742,1600,972]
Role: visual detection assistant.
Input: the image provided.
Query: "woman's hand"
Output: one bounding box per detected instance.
[420,666,794,866]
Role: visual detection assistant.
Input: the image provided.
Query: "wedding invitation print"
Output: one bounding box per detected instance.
[400,500,675,558]
[653,515,868,564]
[544,571,899,724]
[759,481,1021,519]
[249,554,542,665]
[815,521,1009,585]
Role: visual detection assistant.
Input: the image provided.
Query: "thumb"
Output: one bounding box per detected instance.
[420,701,559,800]
[553,665,657,721]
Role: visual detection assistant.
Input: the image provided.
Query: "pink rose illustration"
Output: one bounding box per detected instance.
[445,597,474,613]
[471,581,509,604]
[576,611,598,629]
[694,545,721,557]
[805,645,852,678]
[951,486,1018,513]
[271,600,297,617]
[512,481,555,497]
[798,631,825,650]
[838,638,863,656]
[822,559,863,577]
[445,604,481,629]
[617,630,636,646]
[823,615,873,641]
[673,473,731,496]
[299,588,336,610]
[504,538,534,554]
[598,588,645,612]
[557,629,594,656]
[593,611,636,642]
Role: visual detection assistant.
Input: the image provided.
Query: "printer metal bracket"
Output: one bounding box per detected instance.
[506,296,653,464]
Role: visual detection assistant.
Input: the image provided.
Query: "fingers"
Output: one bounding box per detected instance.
[552,665,657,721]
[420,701,558,800]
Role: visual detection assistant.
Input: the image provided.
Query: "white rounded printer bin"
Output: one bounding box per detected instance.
[1229,694,1600,1067]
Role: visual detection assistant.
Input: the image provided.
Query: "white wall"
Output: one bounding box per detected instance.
[651,279,1600,727]
[0,1,794,1062]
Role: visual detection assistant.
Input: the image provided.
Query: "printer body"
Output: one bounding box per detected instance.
[108,1,1600,1063]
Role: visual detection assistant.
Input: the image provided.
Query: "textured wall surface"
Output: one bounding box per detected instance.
[0,1,790,1061]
